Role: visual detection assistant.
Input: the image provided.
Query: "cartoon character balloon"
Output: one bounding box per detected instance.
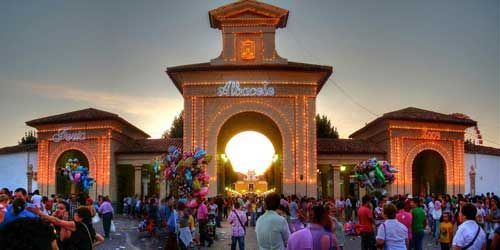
[60,158,94,193]
[355,158,398,195]
[159,146,211,198]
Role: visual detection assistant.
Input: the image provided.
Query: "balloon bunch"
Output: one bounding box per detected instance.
[61,159,94,192]
[354,158,398,195]
[154,146,212,201]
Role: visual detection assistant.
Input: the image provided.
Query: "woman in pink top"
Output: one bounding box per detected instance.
[395,200,413,242]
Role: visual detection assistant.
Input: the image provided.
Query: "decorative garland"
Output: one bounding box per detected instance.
[60,158,94,192]
[153,146,212,208]
[355,158,398,195]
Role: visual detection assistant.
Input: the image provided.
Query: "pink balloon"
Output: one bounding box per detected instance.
[203,175,210,182]
[199,187,209,196]
[73,172,81,183]
[187,199,198,208]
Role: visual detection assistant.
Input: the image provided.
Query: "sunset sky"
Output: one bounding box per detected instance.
[0,0,498,147]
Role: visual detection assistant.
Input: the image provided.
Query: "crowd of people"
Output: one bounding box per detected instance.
[1,186,500,250]
[353,192,500,250]
[153,192,500,250]
[0,187,115,250]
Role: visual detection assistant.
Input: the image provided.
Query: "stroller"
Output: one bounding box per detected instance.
[137,219,147,232]
[207,214,218,240]
[343,221,358,236]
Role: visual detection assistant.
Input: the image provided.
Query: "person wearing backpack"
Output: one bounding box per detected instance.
[228,201,247,250]
[452,203,487,250]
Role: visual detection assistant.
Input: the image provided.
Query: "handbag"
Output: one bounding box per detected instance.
[380,222,387,250]
[110,220,116,233]
[463,224,481,250]
[233,211,246,235]
[91,213,100,224]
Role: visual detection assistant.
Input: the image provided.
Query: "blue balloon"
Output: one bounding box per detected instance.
[153,160,159,174]
[193,148,206,160]
[185,169,192,181]
[168,146,178,154]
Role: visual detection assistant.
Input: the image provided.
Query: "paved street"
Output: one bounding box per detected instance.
[95,216,443,250]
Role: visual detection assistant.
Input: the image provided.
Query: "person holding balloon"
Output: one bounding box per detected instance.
[197,197,214,247]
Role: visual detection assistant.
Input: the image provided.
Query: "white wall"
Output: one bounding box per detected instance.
[465,153,500,195]
[0,151,37,192]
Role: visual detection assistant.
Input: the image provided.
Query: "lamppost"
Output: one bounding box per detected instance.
[142,172,150,198]
[271,154,281,194]
[340,165,346,198]
[27,164,34,194]
[219,154,229,194]
[469,165,476,196]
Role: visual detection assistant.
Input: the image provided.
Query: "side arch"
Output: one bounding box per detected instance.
[49,141,98,196]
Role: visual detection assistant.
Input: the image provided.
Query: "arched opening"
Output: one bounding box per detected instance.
[412,150,446,196]
[56,150,89,197]
[217,112,283,195]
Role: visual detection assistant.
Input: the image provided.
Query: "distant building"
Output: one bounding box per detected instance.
[0,143,37,193]
[234,170,269,195]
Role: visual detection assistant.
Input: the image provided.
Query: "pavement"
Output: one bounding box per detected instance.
[95,215,443,250]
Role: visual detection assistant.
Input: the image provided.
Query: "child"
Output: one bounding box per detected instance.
[439,212,453,250]
[476,200,486,229]
[186,208,198,246]
[179,208,193,250]
[432,200,443,242]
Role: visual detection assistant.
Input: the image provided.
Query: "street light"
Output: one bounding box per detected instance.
[220,154,228,163]
[272,154,279,163]
[340,165,346,172]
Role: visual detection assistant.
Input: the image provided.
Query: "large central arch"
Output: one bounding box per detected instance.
[204,99,299,197]
[216,111,283,194]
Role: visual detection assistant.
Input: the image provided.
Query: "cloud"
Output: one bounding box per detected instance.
[31,83,183,138]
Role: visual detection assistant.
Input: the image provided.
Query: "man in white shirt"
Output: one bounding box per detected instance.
[452,203,487,250]
[256,193,290,250]
[336,197,345,218]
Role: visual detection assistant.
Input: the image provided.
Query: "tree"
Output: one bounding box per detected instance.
[18,130,37,145]
[163,111,184,138]
[316,114,339,138]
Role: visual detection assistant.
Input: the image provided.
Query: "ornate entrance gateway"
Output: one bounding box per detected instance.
[167,0,332,197]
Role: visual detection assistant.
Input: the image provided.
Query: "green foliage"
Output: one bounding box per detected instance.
[316,114,339,138]
[18,130,37,145]
[224,164,239,188]
[163,111,184,138]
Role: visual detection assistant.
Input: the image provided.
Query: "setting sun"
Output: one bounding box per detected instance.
[225,131,275,176]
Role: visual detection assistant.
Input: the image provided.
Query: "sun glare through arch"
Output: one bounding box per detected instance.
[225,131,275,176]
